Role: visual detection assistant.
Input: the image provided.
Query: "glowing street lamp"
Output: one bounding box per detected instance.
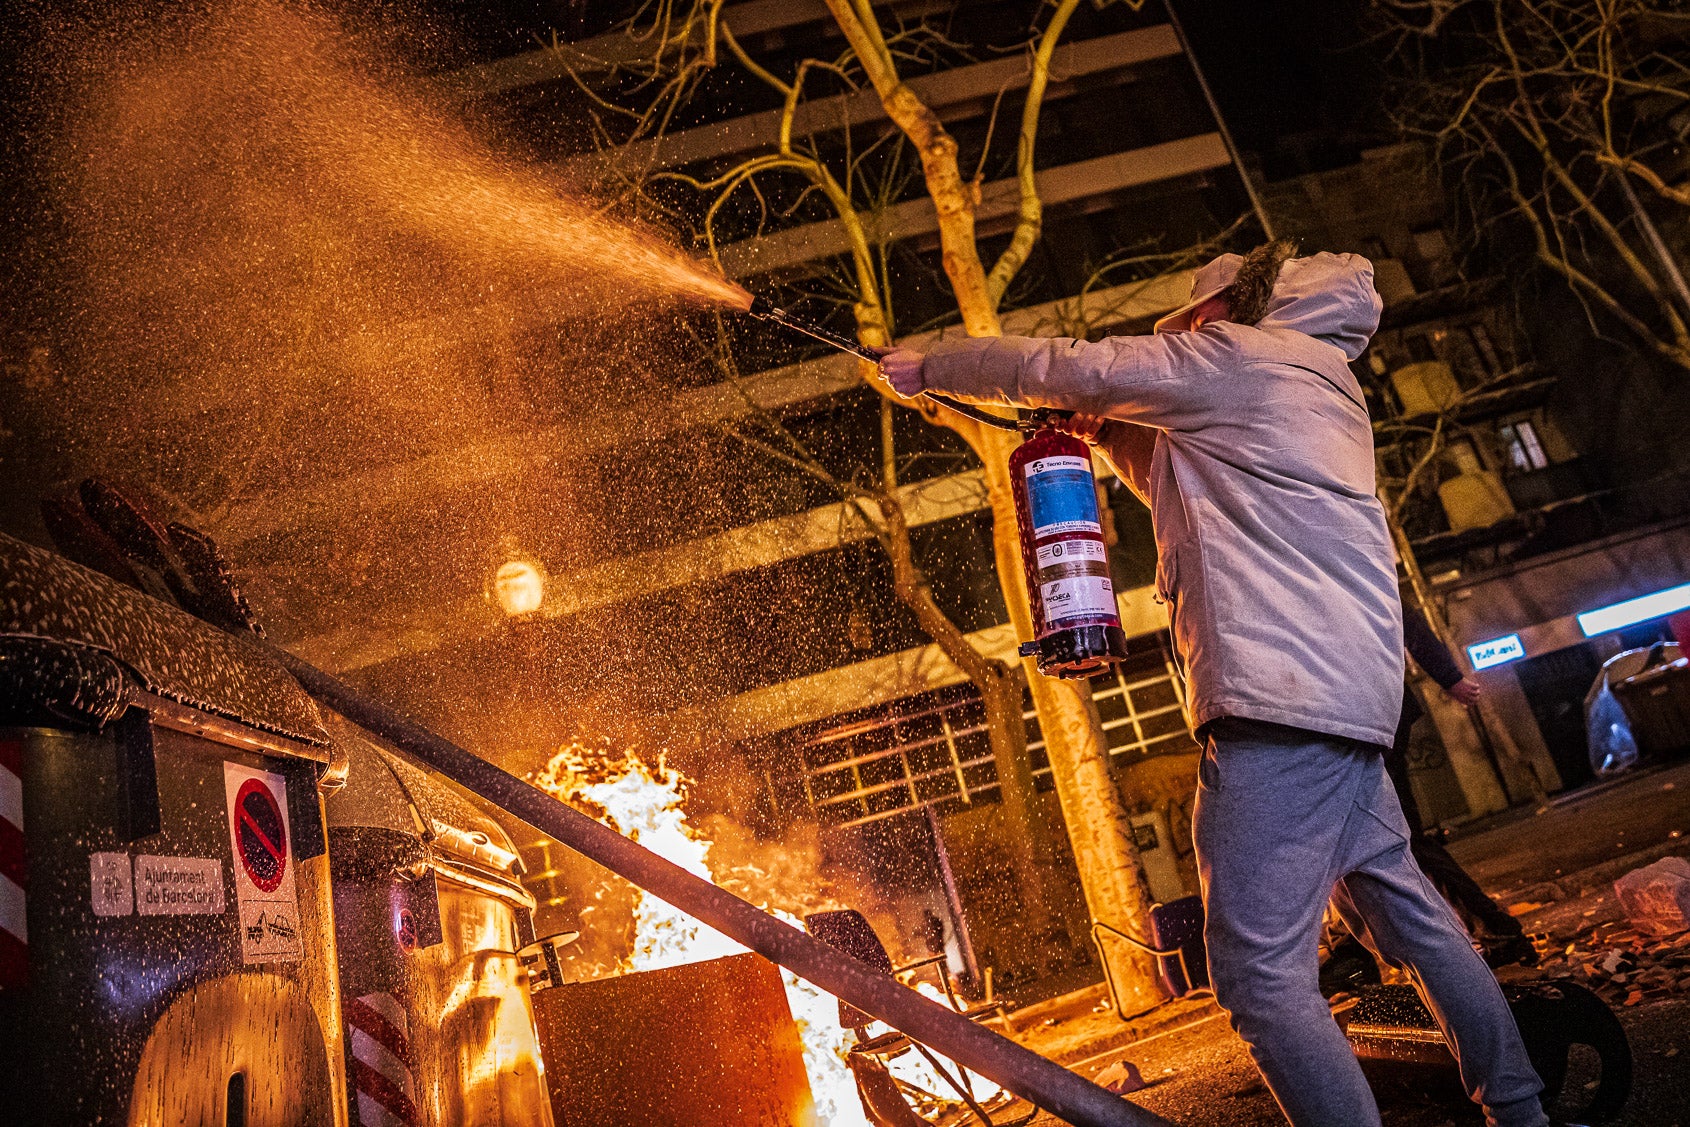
[491,557,546,617]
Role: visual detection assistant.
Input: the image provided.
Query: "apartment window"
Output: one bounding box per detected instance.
[1499,420,1549,472]
[1404,334,1439,364]
[1444,436,1486,476]
[757,631,1200,824]
[1412,228,1450,262]
[1433,327,1489,387]
[1026,633,1197,788]
[760,687,1003,829]
[1466,324,1503,374]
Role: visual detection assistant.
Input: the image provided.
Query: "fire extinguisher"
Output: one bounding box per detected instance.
[1009,410,1130,679]
[744,296,1129,678]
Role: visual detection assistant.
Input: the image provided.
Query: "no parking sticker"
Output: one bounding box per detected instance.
[223,762,302,964]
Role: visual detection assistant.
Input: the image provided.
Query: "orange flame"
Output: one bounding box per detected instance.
[530,744,1002,1125]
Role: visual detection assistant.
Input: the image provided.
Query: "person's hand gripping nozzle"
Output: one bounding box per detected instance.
[742,294,1124,680]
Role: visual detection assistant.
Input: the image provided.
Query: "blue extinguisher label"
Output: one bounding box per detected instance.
[1025,456,1102,537]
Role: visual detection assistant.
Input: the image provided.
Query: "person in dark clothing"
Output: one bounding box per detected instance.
[1392,602,1536,967]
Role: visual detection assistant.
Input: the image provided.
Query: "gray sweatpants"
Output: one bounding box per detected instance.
[1193,718,1547,1127]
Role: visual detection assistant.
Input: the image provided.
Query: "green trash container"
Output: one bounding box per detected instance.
[0,533,349,1127]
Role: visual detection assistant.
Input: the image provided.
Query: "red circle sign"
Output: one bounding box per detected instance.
[234,778,288,893]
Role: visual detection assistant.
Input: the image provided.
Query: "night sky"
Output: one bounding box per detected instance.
[1173,0,1386,179]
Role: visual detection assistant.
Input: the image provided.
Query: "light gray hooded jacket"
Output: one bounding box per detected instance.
[923,252,1404,747]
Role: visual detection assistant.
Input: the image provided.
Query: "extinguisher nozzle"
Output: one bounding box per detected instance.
[740,290,1021,431]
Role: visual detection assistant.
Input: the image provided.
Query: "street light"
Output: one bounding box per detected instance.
[490,555,546,617]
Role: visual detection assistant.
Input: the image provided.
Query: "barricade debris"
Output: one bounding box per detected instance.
[1095,1060,1147,1096]
[1614,857,1690,937]
[1526,884,1690,1008]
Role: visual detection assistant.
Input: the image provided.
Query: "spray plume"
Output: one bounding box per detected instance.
[34,0,749,513]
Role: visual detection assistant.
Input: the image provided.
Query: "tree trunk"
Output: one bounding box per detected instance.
[870,483,1055,940]
[827,0,1165,1013]
[977,665,1054,923]
[981,430,1165,1015]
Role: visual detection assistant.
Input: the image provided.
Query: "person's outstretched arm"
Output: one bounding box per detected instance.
[880,330,1236,431]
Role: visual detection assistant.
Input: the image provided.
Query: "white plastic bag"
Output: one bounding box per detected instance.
[1613,857,1690,936]
[1585,675,1639,777]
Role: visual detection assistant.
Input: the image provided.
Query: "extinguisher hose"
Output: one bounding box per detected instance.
[746,295,1021,432]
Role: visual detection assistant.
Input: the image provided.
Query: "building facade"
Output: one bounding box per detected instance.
[1267,143,1690,824]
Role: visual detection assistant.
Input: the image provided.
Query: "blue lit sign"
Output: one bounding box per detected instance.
[1576,582,1690,637]
[1467,634,1525,671]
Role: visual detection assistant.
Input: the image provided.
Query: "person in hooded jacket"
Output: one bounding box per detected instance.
[877,245,1549,1127]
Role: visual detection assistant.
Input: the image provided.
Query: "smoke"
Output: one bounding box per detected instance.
[9,0,877,805]
[1,0,785,713]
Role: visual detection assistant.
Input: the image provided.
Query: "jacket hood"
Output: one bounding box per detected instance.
[1254,252,1382,361]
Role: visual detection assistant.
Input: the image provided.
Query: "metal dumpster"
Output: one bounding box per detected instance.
[324,720,554,1127]
[0,532,348,1127]
[530,952,816,1127]
[1610,643,1690,759]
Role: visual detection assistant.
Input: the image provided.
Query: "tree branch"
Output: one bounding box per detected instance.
[985,0,1082,308]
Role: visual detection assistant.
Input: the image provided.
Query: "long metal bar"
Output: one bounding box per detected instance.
[274,648,1175,1127]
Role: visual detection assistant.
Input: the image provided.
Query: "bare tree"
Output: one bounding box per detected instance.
[1377,0,1690,370]
[571,0,1170,1010]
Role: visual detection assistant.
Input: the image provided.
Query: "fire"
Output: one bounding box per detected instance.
[529,744,1003,1126]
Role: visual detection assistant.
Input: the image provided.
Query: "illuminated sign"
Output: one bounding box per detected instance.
[1467,634,1525,671]
[1576,581,1690,637]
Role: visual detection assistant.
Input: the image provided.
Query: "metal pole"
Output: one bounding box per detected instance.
[1617,172,1690,323]
[745,295,1023,432]
[923,803,981,989]
[1160,0,1275,241]
[275,649,1176,1127]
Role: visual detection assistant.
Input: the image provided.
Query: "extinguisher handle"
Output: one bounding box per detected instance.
[1022,406,1076,431]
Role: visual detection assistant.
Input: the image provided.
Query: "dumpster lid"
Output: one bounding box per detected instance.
[1602,642,1683,689]
[323,716,421,836]
[322,713,522,878]
[1618,654,1687,688]
[0,533,329,748]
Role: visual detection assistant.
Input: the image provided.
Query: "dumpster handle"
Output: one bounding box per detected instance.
[273,648,1176,1127]
[417,855,537,912]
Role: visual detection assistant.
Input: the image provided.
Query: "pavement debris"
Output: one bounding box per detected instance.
[1613,856,1690,935]
[1526,914,1690,1007]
